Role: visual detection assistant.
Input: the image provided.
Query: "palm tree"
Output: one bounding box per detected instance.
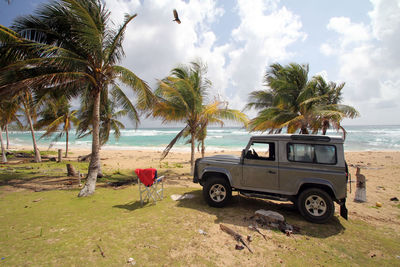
[17,89,42,162]
[0,0,154,197]
[0,100,7,162]
[35,96,79,158]
[195,100,248,158]
[0,126,5,162]
[76,86,133,146]
[308,76,359,136]
[154,61,248,172]
[246,63,358,134]
[0,95,21,150]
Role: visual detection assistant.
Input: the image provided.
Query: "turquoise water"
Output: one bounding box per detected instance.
[4,125,400,151]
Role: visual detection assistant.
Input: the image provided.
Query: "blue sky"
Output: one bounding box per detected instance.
[1,0,399,127]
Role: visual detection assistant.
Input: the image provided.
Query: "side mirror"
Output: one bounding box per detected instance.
[240,149,245,164]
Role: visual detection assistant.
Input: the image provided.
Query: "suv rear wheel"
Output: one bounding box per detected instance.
[203,177,232,207]
[297,188,334,223]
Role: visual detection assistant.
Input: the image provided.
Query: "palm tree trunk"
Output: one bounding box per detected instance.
[190,130,195,175]
[5,124,9,150]
[0,126,7,163]
[78,90,101,197]
[65,130,69,158]
[322,120,329,135]
[201,139,205,158]
[26,109,41,163]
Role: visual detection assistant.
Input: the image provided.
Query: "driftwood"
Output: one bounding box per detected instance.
[78,153,91,162]
[248,225,267,241]
[66,164,78,177]
[220,224,253,253]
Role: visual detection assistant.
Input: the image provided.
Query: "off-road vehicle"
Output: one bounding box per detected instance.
[193,134,348,223]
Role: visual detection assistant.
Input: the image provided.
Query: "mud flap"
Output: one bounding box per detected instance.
[340,200,348,220]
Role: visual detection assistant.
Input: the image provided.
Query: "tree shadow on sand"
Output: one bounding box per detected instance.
[174,189,345,239]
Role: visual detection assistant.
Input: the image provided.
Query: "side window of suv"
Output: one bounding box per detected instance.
[246,142,275,161]
[287,143,336,164]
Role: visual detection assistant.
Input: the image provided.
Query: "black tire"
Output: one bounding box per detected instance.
[203,177,232,208]
[297,188,334,223]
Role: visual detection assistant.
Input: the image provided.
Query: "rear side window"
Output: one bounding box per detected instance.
[287,143,336,164]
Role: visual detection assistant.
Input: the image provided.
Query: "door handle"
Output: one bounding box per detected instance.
[268,170,276,174]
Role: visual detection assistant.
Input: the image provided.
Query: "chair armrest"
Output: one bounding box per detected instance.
[155,175,164,183]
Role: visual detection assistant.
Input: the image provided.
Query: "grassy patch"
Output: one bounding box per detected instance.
[0,188,399,266]
[0,161,89,184]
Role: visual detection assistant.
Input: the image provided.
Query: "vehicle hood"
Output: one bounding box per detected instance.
[201,154,240,164]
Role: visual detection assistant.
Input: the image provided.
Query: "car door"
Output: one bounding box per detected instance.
[242,141,279,191]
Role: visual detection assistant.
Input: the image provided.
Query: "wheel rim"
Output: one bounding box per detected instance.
[209,184,226,202]
[304,195,327,217]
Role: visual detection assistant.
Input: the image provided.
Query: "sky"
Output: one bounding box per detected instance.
[1,0,400,127]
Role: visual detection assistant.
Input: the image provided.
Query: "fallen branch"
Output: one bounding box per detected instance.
[248,224,267,241]
[97,244,105,258]
[220,224,253,253]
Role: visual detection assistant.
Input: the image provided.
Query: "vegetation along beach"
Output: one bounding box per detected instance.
[1,0,399,266]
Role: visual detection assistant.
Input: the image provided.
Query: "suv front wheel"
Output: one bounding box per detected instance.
[297,188,334,223]
[203,177,232,208]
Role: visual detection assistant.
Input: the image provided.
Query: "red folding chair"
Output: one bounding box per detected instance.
[135,168,164,206]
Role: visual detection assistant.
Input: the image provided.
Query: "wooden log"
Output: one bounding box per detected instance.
[220,224,253,253]
[58,149,62,162]
[67,164,78,177]
[354,167,367,202]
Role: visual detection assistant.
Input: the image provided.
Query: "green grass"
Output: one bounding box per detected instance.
[0,161,89,184]
[0,187,399,266]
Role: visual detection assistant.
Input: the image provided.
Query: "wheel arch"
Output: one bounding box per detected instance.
[297,180,337,200]
[201,167,232,186]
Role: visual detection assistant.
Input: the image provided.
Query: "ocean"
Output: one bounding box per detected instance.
[4,125,400,152]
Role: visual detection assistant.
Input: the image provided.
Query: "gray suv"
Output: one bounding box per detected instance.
[193,134,348,223]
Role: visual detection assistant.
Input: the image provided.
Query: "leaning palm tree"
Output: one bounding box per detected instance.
[0,0,153,197]
[154,61,248,172]
[35,96,79,158]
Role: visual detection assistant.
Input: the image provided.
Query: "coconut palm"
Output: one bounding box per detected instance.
[16,89,42,162]
[246,63,358,134]
[0,0,153,196]
[195,100,248,158]
[35,96,79,158]
[0,95,22,150]
[0,100,7,162]
[76,86,133,146]
[308,76,359,136]
[154,61,248,172]
[0,126,6,162]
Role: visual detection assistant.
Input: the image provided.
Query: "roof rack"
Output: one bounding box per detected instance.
[290,135,331,142]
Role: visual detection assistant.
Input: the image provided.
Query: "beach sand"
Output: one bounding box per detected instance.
[5,147,400,230]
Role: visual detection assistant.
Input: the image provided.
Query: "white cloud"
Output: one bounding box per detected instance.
[224,0,306,109]
[321,0,400,125]
[103,0,305,119]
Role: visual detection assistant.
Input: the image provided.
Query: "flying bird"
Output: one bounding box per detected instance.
[173,9,181,24]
